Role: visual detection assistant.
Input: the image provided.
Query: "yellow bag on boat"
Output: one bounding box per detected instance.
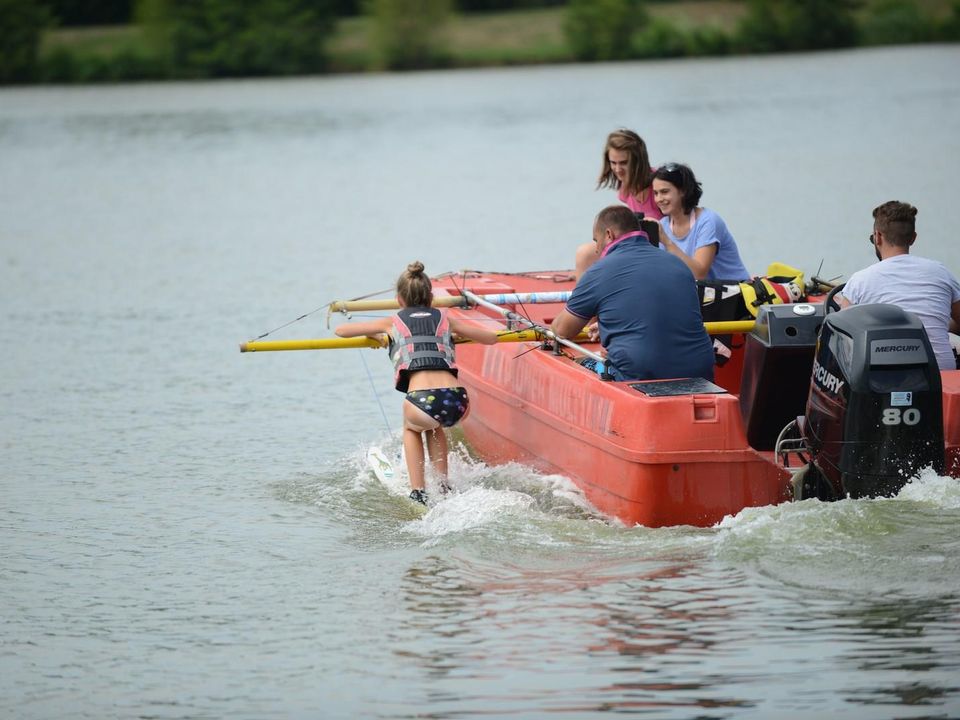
[738,262,805,318]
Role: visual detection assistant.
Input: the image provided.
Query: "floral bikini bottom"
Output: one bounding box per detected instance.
[405,387,470,427]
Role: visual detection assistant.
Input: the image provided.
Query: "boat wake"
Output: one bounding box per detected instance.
[716,465,960,535]
[281,444,958,574]
[277,436,625,548]
[894,466,960,509]
[406,485,536,541]
[360,435,612,540]
[711,466,960,596]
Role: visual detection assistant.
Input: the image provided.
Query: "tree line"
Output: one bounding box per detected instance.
[16,0,566,26]
[2,0,959,84]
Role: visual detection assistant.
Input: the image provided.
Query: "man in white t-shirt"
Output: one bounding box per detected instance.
[838,200,960,371]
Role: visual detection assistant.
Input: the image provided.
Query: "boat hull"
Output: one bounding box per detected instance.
[458,343,790,527]
[432,270,960,527]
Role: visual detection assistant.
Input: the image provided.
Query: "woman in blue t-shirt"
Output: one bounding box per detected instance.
[652,163,750,282]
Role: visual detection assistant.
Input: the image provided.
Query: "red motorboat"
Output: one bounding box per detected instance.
[428,269,960,528]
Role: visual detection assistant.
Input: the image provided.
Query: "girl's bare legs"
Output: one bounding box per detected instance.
[424,427,449,490]
[402,400,440,492]
[402,427,426,490]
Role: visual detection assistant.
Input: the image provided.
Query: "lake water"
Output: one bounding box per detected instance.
[2,45,960,719]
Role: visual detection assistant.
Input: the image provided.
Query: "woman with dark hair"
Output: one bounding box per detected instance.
[652,163,749,282]
[575,129,663,280]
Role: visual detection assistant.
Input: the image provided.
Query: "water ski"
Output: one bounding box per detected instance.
[366,446,424,506]
[366,446,397,486]
[366,446,451,507]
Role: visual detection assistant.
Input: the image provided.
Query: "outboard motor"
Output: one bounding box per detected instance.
[799,303,944,499]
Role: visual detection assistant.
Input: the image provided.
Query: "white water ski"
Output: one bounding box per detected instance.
[366,446,396,485]
[366,445,455,508]
[366,446,420,503]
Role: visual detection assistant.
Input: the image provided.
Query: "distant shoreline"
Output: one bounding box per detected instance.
[16,2,960,85]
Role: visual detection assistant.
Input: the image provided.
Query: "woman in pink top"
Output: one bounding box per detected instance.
[575,129,663,280]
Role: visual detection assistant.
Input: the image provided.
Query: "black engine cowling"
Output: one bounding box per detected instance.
[802,303,944,499]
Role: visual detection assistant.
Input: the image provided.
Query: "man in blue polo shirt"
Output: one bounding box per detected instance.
[551,205,715,382]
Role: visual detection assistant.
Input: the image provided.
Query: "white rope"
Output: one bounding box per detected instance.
[357,348,393,436]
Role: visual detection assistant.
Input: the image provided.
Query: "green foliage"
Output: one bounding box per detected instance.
[38,44,168,82]
[458,0,565,9]
[564,0,648,61]
[134,0,171,66]
[735,0,859,53]
[631,18,730,59]
[632,17,687,57]
[142,0,337,78]
[939,1,960,39]
[0,0,53,82]
[861,0,934,44]
[366,0,453,70]
[794,0,859,49]
[734,0,787,52]
[21,1,960,84]
[45,0,133,26]
[686,25,731,56]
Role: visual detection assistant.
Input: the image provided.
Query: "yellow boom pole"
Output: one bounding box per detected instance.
[706,320,757,334]
[328,292,574,314]
[239,322,756,353]
[239,337,386,352]
[239,329,593,353]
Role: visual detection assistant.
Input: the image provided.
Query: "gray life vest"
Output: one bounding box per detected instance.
[389,307,457,391]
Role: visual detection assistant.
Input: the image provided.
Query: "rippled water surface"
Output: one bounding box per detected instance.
[3,46,960,718]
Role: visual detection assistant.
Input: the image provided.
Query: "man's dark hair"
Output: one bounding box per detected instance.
[596,205,640,236]
[873,200,917,248]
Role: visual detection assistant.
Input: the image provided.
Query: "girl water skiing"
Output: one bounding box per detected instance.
[336,262,498,504]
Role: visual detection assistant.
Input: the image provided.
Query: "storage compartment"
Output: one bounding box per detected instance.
[739,303,824,450]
